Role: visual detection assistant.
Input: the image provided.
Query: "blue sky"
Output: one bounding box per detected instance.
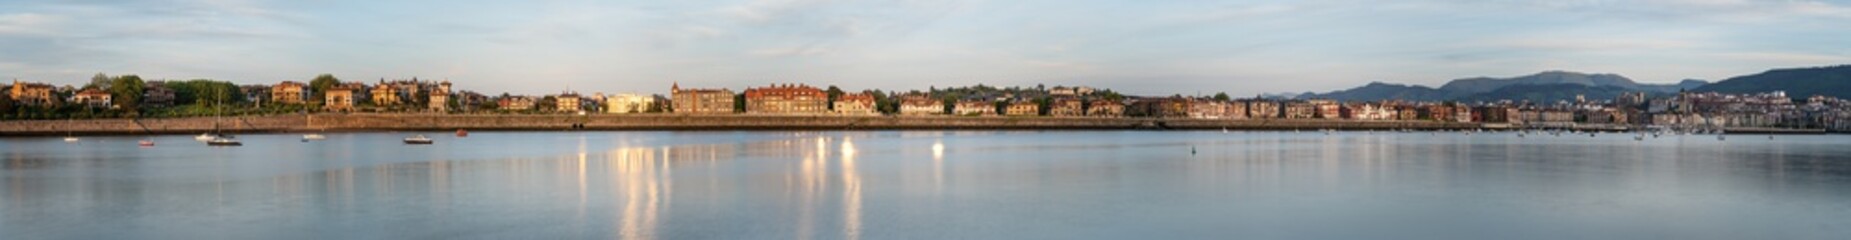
[1,0,1847,96]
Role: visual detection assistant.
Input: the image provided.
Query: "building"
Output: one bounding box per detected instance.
[744,84,826,114]
[1004,100,1038,116]
[8,80,55,106]
[142,82,176,108]
[428,81,451,112]
[605,93,661,114]
[271,81,308,104]
[556,93,582,112]
[671,83,735,114]
[1309,100,1340,119]
[833,92,877,115]
[955,100,994,116]
[369,84,400,106]
[1050,98,1084,117]
[1248,100,1281,119]
[72,88,112,108]
[1189,99,1231,119]
[1283,101,1316,119]
[899,94,942,115]
[1086,99,1124,117]
[324,85,358,112]
[498,96,535,111]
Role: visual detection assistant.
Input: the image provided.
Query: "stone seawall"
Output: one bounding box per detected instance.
[0,115,307,135]
[1,114,1480,136]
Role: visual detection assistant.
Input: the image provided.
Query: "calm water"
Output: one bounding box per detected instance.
[3,131,1850,239]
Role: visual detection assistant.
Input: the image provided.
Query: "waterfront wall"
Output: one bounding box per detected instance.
[0,114,1480,135]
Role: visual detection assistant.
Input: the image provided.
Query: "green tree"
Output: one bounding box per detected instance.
[309,74,340,101]
[1214,92,1231,101]
[88,73,111,90]
[109,75,146,112]
[825,85,844,110]
[734,93,747,113]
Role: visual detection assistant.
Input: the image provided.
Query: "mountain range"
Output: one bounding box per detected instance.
[1302,71,1711,102]
[1692,65,1851,99]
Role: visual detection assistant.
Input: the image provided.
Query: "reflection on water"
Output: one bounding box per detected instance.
[4,131,1851,239]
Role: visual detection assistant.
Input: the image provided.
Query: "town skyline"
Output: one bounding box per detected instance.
[4,0,1849,96]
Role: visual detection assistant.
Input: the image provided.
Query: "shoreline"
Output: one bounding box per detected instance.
[2,114,1483,136]
[3,114,1833,136]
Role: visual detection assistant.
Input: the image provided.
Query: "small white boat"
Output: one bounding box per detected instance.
[139,140,155,147]
[206,137,242,147]
[63,137,80,142]
[302,134,326,140]
[195,133,217,141]
[403,135,434,145]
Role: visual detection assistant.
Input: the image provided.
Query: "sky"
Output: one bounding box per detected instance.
[1,0,1848,96]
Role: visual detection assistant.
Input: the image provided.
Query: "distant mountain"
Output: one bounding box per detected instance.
[1305,71,1708,102]
[1305,82,1456,101]
[1439,71,1697,94]
[1452,84,1638,103]
[1693,65,1851,99]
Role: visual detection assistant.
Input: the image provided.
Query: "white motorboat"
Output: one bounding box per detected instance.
[195,133,217,141]
[302,134,326,140]
[403,135,434,145]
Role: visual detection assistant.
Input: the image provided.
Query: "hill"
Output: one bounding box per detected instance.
[1305,82,1456,101]
[1693,65,1851,99]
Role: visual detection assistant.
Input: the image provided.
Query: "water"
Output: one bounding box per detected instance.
[4,131,1850,239]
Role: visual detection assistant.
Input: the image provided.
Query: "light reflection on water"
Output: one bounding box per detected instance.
[3,131,1851,239]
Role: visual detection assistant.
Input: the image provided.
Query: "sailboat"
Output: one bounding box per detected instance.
[203,89,242,147]
[62,118,80,142]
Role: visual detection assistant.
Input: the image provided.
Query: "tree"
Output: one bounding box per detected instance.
[1214,92,1231,101]
[88,73,111,90]
[734,93,747,113]
[109,75,146,112]
[309,74,340,101]
[825,85,844,110]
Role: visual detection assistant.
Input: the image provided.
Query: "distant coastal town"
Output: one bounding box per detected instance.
[4,72,1849,132]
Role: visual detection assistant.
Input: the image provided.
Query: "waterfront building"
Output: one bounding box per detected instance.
[1248,100,1281,119]
[899,94,942,115]
[1189,99,1231,119]
[744,84,826,114]
[1224,101,1249,119]
[271,81,309,104]
[141,82,175,108]
[370,84,400,106]
[1004,100,1038,116]
[671,83,736,114]
[955,99,995,116]
[1345,103,1394,121]
[1283,101,1316,119]
[1050,98,1083,117]
[324,86,358,112]
[556,93,582,112]
[498,96,535,111]
[1086,99,1124,117]
[428,81,451,112]
[1309,100,1340,119]
[1128,97,1189,118]
[834,92,877,115]
[605,93,661,114]
[8,80,55,106]
[72,88,112,108]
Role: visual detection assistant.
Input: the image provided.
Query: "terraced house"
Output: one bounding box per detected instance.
[743,84,825,114]
[833,92,877,115]
[671,83,735,114]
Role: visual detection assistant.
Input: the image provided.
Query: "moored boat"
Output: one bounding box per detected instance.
[302,134,326,140]
[139,140,155,147]
[404,135,434,145]
[206,137,242,147]
[456,129,468,137]
[195,133,216,141]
